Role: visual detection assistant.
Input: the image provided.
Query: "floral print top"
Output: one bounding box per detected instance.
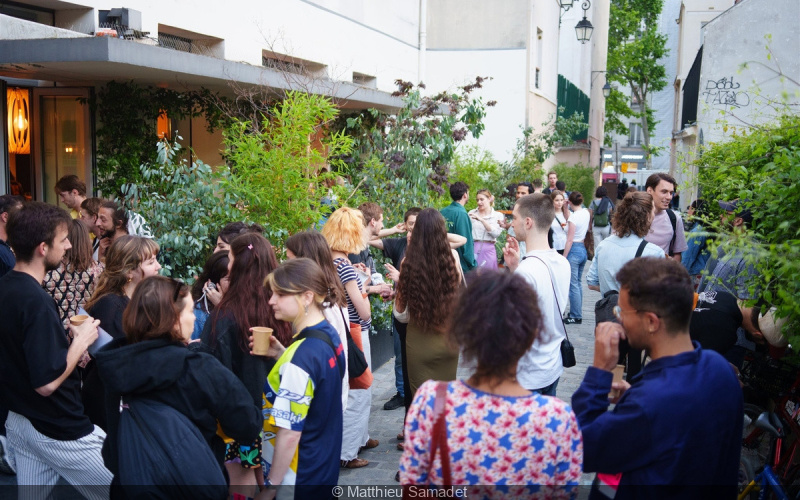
[400,380,583,499]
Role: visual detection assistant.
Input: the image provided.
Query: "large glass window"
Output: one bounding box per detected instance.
[40,96,89,206]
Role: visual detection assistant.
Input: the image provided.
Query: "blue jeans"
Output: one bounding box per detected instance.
[567,242,587,319]
[393,323,404,397]
[530,378,559,396]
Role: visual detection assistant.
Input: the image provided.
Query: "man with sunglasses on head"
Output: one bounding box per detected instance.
[572,257,742,498]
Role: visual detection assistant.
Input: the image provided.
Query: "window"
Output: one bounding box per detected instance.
[628,123,643,146]
[535,68,541,89]
[262,51,327,78]
[353,72,377,89]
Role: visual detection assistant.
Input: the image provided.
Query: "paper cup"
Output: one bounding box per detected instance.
[70,314,89,327]
[609,364,625,399]
[252,327,273,356]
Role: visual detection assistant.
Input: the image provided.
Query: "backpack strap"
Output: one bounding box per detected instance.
[295,328,345,379]
[666,209,677,257]
[635,239,648,258]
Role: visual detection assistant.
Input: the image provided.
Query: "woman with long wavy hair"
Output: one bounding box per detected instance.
[199,232,290,493]
[394,208,463,399]
[83,235,161,430]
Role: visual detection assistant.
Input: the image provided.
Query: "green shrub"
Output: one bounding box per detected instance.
[553,162,596,206]
[125,138,242,282]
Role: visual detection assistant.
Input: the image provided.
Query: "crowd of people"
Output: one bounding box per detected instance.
[0,169,783,499]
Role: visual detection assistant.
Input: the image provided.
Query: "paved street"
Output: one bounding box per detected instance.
[0,271,600,493]
[340,272,600,487]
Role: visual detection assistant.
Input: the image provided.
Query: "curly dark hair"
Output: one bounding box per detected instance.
[448,270,543,385]
[396,208,461,331]
[612,191,654,238]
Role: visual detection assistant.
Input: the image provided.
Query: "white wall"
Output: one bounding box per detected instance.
[696,0,800,144]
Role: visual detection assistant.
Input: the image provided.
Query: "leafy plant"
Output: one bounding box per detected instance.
[339,78,494,224]
[124,138,242,282]
[221,91,353,245]
[89,81,226,198]
[449,146,507,211]
[695,112,800,353]
[552,162,597,206]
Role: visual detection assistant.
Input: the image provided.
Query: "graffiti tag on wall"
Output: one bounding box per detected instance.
[703,77,750,108]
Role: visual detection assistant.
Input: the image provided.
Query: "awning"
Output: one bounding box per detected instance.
[0,36,404,111]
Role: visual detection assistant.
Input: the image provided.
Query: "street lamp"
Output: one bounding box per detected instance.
[602,81,612,98]
[575,1,594,44]
[560,0,575,10]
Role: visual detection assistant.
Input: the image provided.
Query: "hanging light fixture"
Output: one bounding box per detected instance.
[560,0,575,10]
[7,88,30,154]
[156,109,171,140]
[575,1,594,44]
[603,81,612,98]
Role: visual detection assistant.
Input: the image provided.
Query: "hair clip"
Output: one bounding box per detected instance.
[248,244,253,250]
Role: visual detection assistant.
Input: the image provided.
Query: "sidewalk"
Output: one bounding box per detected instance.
[339,275,601,486]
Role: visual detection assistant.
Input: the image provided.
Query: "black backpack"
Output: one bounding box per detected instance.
[116,397,227,500]
[594,240,649,323]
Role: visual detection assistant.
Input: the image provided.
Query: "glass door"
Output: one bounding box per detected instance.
[32,88,92,205]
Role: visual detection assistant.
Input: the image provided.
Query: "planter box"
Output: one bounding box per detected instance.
[369,327,394,371]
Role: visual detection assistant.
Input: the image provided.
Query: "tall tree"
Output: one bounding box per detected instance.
[605,0,668,168]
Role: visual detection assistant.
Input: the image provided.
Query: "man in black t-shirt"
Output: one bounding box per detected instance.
[0,202,112,495]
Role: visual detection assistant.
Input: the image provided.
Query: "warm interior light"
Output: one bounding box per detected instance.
[157,110,171,139]
[7,88,30,154]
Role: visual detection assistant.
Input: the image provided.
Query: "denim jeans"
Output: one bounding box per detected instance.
[530,378,559,396]
[392,323,404,397]
[567,242,587,319]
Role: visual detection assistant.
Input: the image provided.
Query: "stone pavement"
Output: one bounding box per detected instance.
[339,271,601,487]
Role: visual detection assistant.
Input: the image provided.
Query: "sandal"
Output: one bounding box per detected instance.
[340,458,369,469]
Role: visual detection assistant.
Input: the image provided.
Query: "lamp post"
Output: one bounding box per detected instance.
[575,1,594,44]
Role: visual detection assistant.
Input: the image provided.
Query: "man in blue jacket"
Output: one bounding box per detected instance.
[572,257,742,499]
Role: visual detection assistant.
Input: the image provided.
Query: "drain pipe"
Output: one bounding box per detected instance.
[418,0,427,84]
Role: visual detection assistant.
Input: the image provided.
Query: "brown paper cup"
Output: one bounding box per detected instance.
[609,364,625,399]
[252,327,273,356]
[70,314,89,326]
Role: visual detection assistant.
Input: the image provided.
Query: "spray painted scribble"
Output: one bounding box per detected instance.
[703,77,751,108]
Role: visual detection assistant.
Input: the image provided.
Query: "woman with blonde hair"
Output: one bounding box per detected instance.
[468,189,504,269]
[321,207,377,469]
[83,235,162,429]
[44,219,104,337]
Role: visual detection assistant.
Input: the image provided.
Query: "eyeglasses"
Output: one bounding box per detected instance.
[612,305,660,320]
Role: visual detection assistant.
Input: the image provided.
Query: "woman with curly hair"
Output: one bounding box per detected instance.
[394,208,463,399]
[322,207,377,469]
[586,191,664,379]
[400,270,583,492]
[199,232,291,494]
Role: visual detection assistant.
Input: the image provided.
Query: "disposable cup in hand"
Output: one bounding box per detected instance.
[70,314,89,326]
[252,327,273,356]
[609,364,625,399]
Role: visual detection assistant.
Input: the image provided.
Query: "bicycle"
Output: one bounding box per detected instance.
[739,412,790,500]
[738,353,800,498]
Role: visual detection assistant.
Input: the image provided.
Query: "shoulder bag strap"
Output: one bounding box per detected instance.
[635,239,648,258]
[295,328,345,378]
[666,209,677,256]
[429,381,452,486]
[524,255,570,344]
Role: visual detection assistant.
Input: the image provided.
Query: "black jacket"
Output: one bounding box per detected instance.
[95,337,262,477]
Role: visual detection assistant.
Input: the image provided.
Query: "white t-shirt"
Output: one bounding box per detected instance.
[568,208,590,242]
[645,209,688,255]
[550,214,568,250]
[322,305,349,412]
[514,249,571,389]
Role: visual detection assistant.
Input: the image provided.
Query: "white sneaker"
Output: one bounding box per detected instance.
[0,435,16,475]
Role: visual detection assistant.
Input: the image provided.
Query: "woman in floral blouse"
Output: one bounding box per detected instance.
[43,219,103,340]
[400,270,583,498]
